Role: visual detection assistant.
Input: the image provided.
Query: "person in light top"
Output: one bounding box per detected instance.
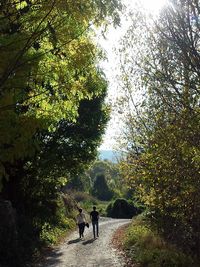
[76,208,86,239]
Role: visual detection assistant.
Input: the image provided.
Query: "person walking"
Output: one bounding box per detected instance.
[90,206,99,239]
[76,208,86,239]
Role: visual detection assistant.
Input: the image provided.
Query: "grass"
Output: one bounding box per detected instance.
[123,215,197,267]
[40,218,76,245]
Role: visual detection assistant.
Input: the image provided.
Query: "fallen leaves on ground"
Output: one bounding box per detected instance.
[112,223,139,267]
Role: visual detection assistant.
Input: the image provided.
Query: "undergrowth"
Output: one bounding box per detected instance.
[69,190,109,216]
[40,218,75,245]
[123,215,198,267]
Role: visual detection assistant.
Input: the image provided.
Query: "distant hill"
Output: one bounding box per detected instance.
[98,150,122,163]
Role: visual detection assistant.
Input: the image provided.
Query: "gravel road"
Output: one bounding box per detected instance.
[36,218,130,267]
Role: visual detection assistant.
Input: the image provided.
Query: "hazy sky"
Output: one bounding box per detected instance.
[98,0,168,150]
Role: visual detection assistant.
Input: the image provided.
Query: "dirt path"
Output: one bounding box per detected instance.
[35,218,130,267]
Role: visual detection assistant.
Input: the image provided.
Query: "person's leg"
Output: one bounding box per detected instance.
[96,221,99,237]
[80,223,85,237]
[78,224,81,238]
[92,221,95,238]
[82,223,85,237]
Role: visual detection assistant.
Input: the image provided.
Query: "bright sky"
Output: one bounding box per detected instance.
[98,0,168,150]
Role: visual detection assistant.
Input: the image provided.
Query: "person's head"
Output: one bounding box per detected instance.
[93,206,96,211]
[78,208,82,213]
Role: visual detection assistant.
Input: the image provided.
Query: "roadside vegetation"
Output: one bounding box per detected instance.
[106,198,143,219]
[122,215,197,267]
[116,0,200,265]
[2,0,200,267]
[67,190,109,216]
[0,1,122,266]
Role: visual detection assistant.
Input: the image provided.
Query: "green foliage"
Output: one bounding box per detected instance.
[118,0,200,258]
[106,198,141,218]
[88,160,126,196]
[66,190,109,216]
[80,200,110,217]
[38,89,110,179]
[0,1,122,266]
[40,217,75,245]
[89,160,114,181]
[13,192,76,265]
[66,174,91,192]
[91,173,113,200]
[123,217,195,267]
[0,0,122,188]
[69,190,98,204]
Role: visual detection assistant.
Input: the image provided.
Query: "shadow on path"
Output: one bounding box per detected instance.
[37,249,63,267]
[67,238,81,245]
[82,239,95,245]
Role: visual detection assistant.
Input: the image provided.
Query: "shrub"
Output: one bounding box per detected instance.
[40,218,75,245]
[69,191,98,204]
[106,198,141,218]
[62,193,78,215]
[123,216,196,267]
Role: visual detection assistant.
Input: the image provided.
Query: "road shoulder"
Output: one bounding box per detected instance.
[112,223,138,267]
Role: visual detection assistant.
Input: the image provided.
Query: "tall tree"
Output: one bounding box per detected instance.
[0,1,122,265]
[0,0,122,189]
[118,0,200,256]
[88,160,124,195]
[92,173,113,200]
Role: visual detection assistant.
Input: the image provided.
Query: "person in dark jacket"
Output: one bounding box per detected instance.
[90,206,99,239]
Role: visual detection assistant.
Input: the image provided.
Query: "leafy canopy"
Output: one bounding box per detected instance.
[0,0,122,188]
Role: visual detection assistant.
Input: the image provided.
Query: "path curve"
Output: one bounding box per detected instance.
[36,218,130,267]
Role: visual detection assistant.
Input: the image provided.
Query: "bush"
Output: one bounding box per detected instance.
[106,198,141,218]
[40,218,75,245]
[123,216,196,267]
[69,191,98,204]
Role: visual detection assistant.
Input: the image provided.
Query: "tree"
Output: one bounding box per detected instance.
[88,160,125,196]
[0,0,122,189]
[118,0,200,257]
[0,1,123,265]
[12,82,110,206]
[38,78,109,176]
[92,173,113,200]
